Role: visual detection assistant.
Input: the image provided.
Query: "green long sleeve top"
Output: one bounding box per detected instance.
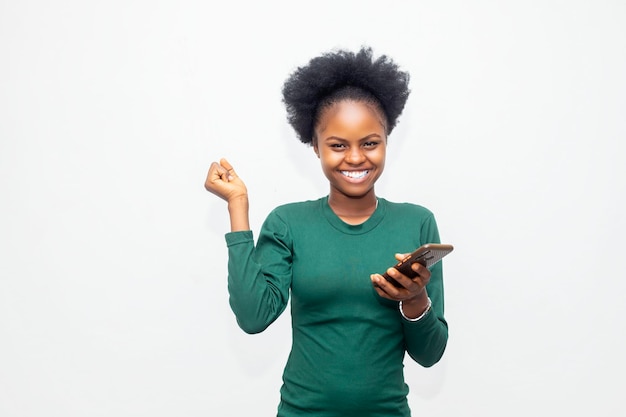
[225,196,448,417]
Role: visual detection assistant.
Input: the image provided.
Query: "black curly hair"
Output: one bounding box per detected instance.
[282,46,411,145]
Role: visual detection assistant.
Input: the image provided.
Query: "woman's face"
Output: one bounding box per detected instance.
[313,100,387,200]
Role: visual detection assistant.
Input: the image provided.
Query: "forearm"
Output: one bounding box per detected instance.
[228,196,250,232]
[402,310,448,367]
[402,267,448,367]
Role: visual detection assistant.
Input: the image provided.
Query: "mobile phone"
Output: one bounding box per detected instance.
[382,243,453,287]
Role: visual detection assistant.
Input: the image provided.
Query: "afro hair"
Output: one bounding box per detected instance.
[281,46,411,145]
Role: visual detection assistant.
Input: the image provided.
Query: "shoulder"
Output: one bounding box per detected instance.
[381,198,435,219]
[271,198,322,216]
[263,198,324,226]
[379,198,441,242]
[258,198,324,240]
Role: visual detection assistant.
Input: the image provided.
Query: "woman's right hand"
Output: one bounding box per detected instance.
[204,158,248,203]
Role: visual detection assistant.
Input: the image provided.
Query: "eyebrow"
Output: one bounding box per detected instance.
[323,133,383,142]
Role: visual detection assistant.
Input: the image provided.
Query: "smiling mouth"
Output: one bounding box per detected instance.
[341,170,370,180]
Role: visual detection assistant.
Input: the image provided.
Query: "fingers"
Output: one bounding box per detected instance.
[204,158,248,204]
[392,263,431,287]
[205,162,224,190]
[372,262,431,301]
[205,158,234,189]
[204,162,231,198]
[410,262,431,282]
[395,252,409,261]
[389,266,427,290]
[372,272,415,300]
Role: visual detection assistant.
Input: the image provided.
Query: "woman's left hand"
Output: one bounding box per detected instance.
[370,252,431,302]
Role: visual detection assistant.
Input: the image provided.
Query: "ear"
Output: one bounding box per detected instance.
[312,139,320,158]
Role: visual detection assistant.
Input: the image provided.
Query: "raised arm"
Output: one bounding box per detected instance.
[205,158,292,333]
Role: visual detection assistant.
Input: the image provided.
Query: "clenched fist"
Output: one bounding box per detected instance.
[204,158,248,203]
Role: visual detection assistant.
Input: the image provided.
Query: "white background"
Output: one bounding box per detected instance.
[1,1,625,416]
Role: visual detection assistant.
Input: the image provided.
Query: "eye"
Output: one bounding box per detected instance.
[363,141,379,149]
[329,143,347,149]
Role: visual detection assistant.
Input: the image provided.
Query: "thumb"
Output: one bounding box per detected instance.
[219,158,237,181]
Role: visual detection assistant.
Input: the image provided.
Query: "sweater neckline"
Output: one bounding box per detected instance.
[320,195,386,235]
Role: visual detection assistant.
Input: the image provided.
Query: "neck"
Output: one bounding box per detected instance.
[328,189,378,224]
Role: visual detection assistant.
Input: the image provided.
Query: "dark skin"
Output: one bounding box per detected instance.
[204,99,430,318]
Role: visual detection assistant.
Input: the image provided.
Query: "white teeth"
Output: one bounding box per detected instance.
[341,170,369,179]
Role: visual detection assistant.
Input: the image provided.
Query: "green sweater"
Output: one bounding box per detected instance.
[225,196,448,417]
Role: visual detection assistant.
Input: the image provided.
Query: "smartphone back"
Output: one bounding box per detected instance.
[383,243,453,286]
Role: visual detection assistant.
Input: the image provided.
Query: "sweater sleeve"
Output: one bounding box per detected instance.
[401,213,449,367]
[225,211,293,334]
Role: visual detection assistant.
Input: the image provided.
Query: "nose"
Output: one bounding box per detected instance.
[345,146,366,165]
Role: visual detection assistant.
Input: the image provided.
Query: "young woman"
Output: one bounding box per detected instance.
[205,47,448,417]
